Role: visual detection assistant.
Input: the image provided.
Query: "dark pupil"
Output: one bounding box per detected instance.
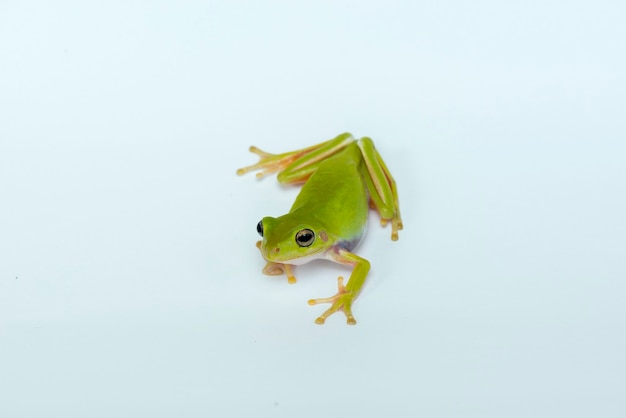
[256,221,263,237]
[297,232,312,243]
[295,229,315,247]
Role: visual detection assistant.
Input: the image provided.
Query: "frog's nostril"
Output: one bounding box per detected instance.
[273,247,280,253]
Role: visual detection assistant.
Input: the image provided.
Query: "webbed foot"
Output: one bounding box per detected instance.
[236,146,293,179]
[307,276,357,325]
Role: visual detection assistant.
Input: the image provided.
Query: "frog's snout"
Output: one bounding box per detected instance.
[259,244,280,262]
[266,246,280,260]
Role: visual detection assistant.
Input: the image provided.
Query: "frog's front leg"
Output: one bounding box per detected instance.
[307,250,370,325]
[256,241,297,283]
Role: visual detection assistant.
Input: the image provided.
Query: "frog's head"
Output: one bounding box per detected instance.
[256,215,333,265]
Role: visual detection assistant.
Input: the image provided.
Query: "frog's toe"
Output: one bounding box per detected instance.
[309,276,358,325]
[262,262,285,276]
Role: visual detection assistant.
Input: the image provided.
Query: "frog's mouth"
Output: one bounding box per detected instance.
[260,245,327,265]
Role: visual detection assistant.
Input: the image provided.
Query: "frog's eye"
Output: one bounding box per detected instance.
[295,229,315,247]
[256,220,264,237]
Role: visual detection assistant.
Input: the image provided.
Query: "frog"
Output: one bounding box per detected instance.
[237,132,402,324]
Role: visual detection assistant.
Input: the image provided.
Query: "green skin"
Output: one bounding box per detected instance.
[237,133,402,325]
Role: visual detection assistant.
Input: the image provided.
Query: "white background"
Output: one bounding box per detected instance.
[1,1,625,417]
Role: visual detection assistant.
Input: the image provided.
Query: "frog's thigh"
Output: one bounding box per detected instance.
[357,137,403,239]
[357,138,397,217]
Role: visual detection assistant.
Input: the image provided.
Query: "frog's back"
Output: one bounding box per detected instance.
[288,142,368,247]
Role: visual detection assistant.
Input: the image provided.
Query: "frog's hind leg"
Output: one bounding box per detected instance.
[357,137,403,241]
[237,143,321,179]
[237,132,355,184]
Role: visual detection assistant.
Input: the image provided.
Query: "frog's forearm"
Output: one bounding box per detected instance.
[335,250,370,297]
[308,250,370,325]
